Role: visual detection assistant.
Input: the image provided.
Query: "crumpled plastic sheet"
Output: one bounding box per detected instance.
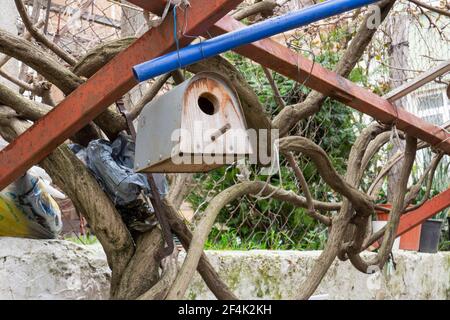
[70,133,168,206]
[1,174,63,239]
[0,138,63,239]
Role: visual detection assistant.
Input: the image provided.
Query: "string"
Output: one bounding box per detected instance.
[171,2,206,77]
[173,6,182,69]
[179,3,206,77]
[281,30,316,102]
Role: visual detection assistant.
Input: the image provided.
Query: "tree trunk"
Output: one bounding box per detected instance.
[120,1,148,112]
[386,11,410,202]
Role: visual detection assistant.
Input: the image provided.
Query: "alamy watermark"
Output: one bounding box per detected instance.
[169,121,279,174]
[366,5,382,29]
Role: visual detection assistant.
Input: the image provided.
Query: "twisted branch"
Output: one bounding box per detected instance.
[166,178,339,299]
[14,0,77,66]
[348,135,417,272]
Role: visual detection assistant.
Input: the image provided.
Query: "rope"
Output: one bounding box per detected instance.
[173,8,182,69]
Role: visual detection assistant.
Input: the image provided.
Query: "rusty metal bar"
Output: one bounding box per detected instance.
[371,187,450,249]
[396,187,450,237]
[0,0,243,190]
[134,1,450,154]
[124,0,169,16]
[210,16,450,154]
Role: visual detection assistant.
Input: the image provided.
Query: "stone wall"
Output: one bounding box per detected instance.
[184,250,450,300]
[0,238,110,300]
[1,238,449,299]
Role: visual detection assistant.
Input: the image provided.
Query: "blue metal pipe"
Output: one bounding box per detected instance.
[133,0,379,82]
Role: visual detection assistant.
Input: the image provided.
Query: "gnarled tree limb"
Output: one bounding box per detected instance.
[14,0,77,66]
[232,0,278,21]
[348,135,417,272]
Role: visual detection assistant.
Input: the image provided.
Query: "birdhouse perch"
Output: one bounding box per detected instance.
[134,72,253,173]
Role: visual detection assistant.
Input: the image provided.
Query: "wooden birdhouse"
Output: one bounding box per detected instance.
[134,72,253,173]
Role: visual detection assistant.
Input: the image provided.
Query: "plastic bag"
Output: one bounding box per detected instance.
[0,139,63,239]
[0,174,63,239]
[71,133,168,206]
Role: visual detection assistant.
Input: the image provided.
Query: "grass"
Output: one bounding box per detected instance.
[204,226,328,250]
[65,234,99,245]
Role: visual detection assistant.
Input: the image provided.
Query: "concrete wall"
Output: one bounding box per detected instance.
[0,238,449,300]
[0,238,110,300]
[184,250,450,300]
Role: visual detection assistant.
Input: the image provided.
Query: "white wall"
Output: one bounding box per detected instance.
[0,1,19,90]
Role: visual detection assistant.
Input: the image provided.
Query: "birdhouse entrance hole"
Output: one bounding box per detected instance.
[197,93,218,115]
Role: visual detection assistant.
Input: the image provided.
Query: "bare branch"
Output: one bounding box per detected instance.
[367,150,403,197]
[232,0,278,21]
[403,152,444,212]
[285,154,311,208]
[0,20,45,69]
[0,69,35,92]
[14,0,77,66]
[114,229,165,299]
[0,82,51,120]
[128,73,171,121]
[163,198,239,300]
[72,37,135,78]
[359,131,392,182]
[138,249,179,300]
[0,106,21,127]
[349,135,417,272]
[0,29,83,94]
[362,150,442,250]
[262,66,286,110]
[167,173,194,210]
[279,136,374,215]
[407,0,450,18]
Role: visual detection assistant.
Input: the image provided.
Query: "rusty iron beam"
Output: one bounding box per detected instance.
[125,0,169,16]
[371,187,450,249]
[134,0,450,154]
[0,0,243,190]
[210,16,450,154]
[396,187,450,237]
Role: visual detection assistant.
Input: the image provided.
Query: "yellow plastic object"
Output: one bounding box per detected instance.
[0,179,59,239]
[0,194,32,238]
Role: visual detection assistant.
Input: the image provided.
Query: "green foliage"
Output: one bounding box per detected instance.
[65,234,99,245]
